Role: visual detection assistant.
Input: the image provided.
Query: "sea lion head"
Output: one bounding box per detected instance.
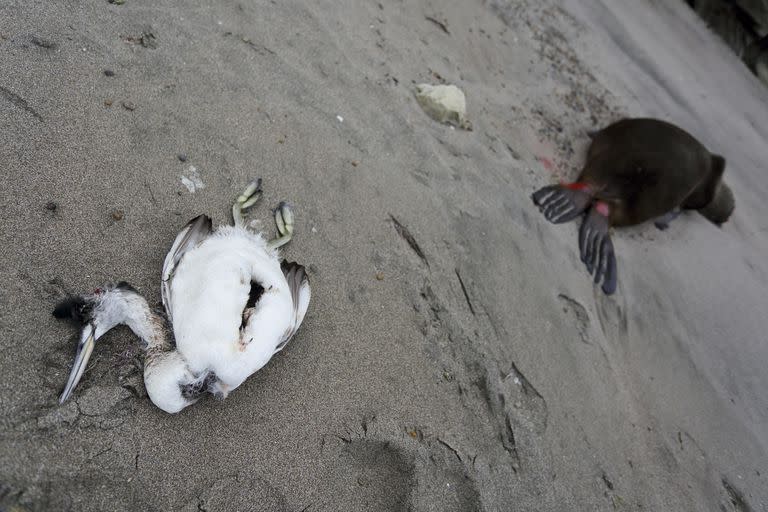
[698,181,735,226]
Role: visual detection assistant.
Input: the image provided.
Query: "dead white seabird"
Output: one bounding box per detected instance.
[54,180,310,413]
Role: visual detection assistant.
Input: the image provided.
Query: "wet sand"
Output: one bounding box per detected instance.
[1,0,767,510]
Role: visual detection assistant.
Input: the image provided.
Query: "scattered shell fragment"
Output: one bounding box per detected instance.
[375,271,384,281]
[414,83,471,130]
[121,101,135,111]
[111,210,124,221]
[181,165,205,193]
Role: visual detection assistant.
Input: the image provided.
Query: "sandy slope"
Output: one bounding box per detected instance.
[1,0,766,510]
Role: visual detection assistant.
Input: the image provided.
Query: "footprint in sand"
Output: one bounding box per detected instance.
[320,417,483,511]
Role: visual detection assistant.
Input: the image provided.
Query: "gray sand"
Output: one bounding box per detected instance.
[1,0,767,510]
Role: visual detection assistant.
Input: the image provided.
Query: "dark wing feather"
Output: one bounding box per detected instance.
[161,215,213,321]
[274,260,310,352]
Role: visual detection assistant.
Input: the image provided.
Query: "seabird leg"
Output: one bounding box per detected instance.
[532,182,593,224]
[267,202,294,250]
[579,201,617,295]
[232,178,263,228]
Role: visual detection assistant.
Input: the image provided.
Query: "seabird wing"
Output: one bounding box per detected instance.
[274,261,311,352]
[239,261,311,357]
[161,215,212,322]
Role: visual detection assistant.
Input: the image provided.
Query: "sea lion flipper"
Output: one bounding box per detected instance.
[654,209,681,231]
[579,205,617,295]
[532,184,592,224]
[599,236,617,295]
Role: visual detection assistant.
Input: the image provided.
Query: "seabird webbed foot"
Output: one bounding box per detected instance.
[579,202,617,295]
[654,209,681,231]
[267,201,294,250]
[232,178,263,228]
[532,183,593,224]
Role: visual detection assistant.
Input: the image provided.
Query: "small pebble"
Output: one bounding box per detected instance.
[111,210,124,221]
[104,69,115,77]
[45,201,57,211]
[104,99,113,107]
[513,401,521,409]
[177,153,187,162]
[351,160,360,167]
[121,101,136,111]
[375,272,384,281]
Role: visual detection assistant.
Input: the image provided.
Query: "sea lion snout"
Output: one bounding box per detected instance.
[698,182,735,226]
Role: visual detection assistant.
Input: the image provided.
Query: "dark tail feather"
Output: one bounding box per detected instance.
[532,184,593,224]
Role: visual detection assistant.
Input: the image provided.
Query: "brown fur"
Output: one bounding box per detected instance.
[580,118,733,227]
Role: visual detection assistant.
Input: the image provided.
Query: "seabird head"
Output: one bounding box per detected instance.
[54,282,209,413]
[54,282,143,404]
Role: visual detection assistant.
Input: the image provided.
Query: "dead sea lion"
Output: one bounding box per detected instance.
[532,118,734,295]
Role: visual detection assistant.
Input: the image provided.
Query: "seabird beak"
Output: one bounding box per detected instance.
[59,324,96,403]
